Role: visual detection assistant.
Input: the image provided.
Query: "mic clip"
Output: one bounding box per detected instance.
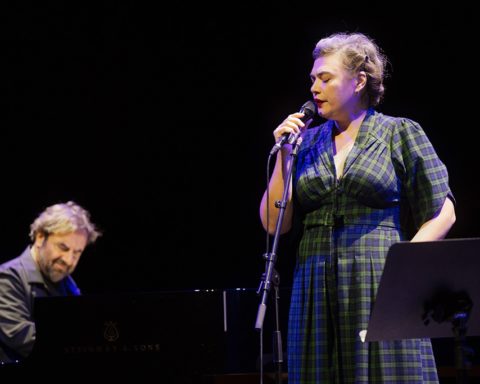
[269,136,288,155]
[269,133,301,155]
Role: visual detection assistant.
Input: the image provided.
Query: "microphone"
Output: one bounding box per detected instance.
[270,100,317,155]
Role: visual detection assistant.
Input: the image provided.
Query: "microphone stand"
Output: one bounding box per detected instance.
[256,140,300,384]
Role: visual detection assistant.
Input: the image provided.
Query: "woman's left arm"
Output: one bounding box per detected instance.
[411,198,456,242]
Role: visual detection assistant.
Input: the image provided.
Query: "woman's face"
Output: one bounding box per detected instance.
[310,52,363,122]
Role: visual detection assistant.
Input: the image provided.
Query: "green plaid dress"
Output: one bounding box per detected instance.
[288,109,453,383]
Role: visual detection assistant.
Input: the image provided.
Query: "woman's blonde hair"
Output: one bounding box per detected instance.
[29,201,101,244]
[313,32,388,106]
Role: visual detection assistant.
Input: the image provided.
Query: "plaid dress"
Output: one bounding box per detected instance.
[288,110,453,383]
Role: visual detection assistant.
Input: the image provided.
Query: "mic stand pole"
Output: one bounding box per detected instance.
[256,141,300,384]
[272,270,283,384]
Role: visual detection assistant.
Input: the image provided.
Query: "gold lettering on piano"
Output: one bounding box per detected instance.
[104,321,119,342]
[61,319,162,354]
[63,343,161,354]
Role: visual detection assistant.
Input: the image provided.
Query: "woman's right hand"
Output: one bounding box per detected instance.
[273,112,308,142]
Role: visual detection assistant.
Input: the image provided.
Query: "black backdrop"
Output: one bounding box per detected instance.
[1,1,478,294]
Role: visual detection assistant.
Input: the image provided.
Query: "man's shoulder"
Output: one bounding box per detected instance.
[0,249,30,277]
[0,256,23,274]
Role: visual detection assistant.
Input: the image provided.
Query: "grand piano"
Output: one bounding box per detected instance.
[2,288,477,382]
[1,288,290,383]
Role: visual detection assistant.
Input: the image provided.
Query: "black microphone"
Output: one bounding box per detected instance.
[270,100,317,155]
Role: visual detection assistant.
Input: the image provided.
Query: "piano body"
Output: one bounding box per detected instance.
[1,288,290,382]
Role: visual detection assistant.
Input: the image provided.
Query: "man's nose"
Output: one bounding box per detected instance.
[61,252,76,268]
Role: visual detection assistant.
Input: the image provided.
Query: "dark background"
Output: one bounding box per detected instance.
[1,1,478,293]
[1,2,479,379]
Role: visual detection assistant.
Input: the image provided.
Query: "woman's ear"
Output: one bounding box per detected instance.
[355,71,367,93]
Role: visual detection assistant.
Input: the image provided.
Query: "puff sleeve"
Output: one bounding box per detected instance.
[391,118,454,231]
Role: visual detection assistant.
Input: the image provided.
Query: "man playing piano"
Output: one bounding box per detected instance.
[0,201,101,363]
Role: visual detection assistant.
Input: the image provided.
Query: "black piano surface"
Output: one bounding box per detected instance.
[2,288,290,382]
[2,288,480,383]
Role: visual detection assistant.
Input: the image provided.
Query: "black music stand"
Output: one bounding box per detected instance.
[365,238,480,384]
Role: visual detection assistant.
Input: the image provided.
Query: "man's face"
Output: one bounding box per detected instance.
[34,230,88,283]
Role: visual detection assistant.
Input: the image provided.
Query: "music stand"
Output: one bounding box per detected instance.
[365,238,480,384]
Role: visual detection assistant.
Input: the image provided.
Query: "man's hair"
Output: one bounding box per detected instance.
[313,32,388,107]
[29,201,101,244]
